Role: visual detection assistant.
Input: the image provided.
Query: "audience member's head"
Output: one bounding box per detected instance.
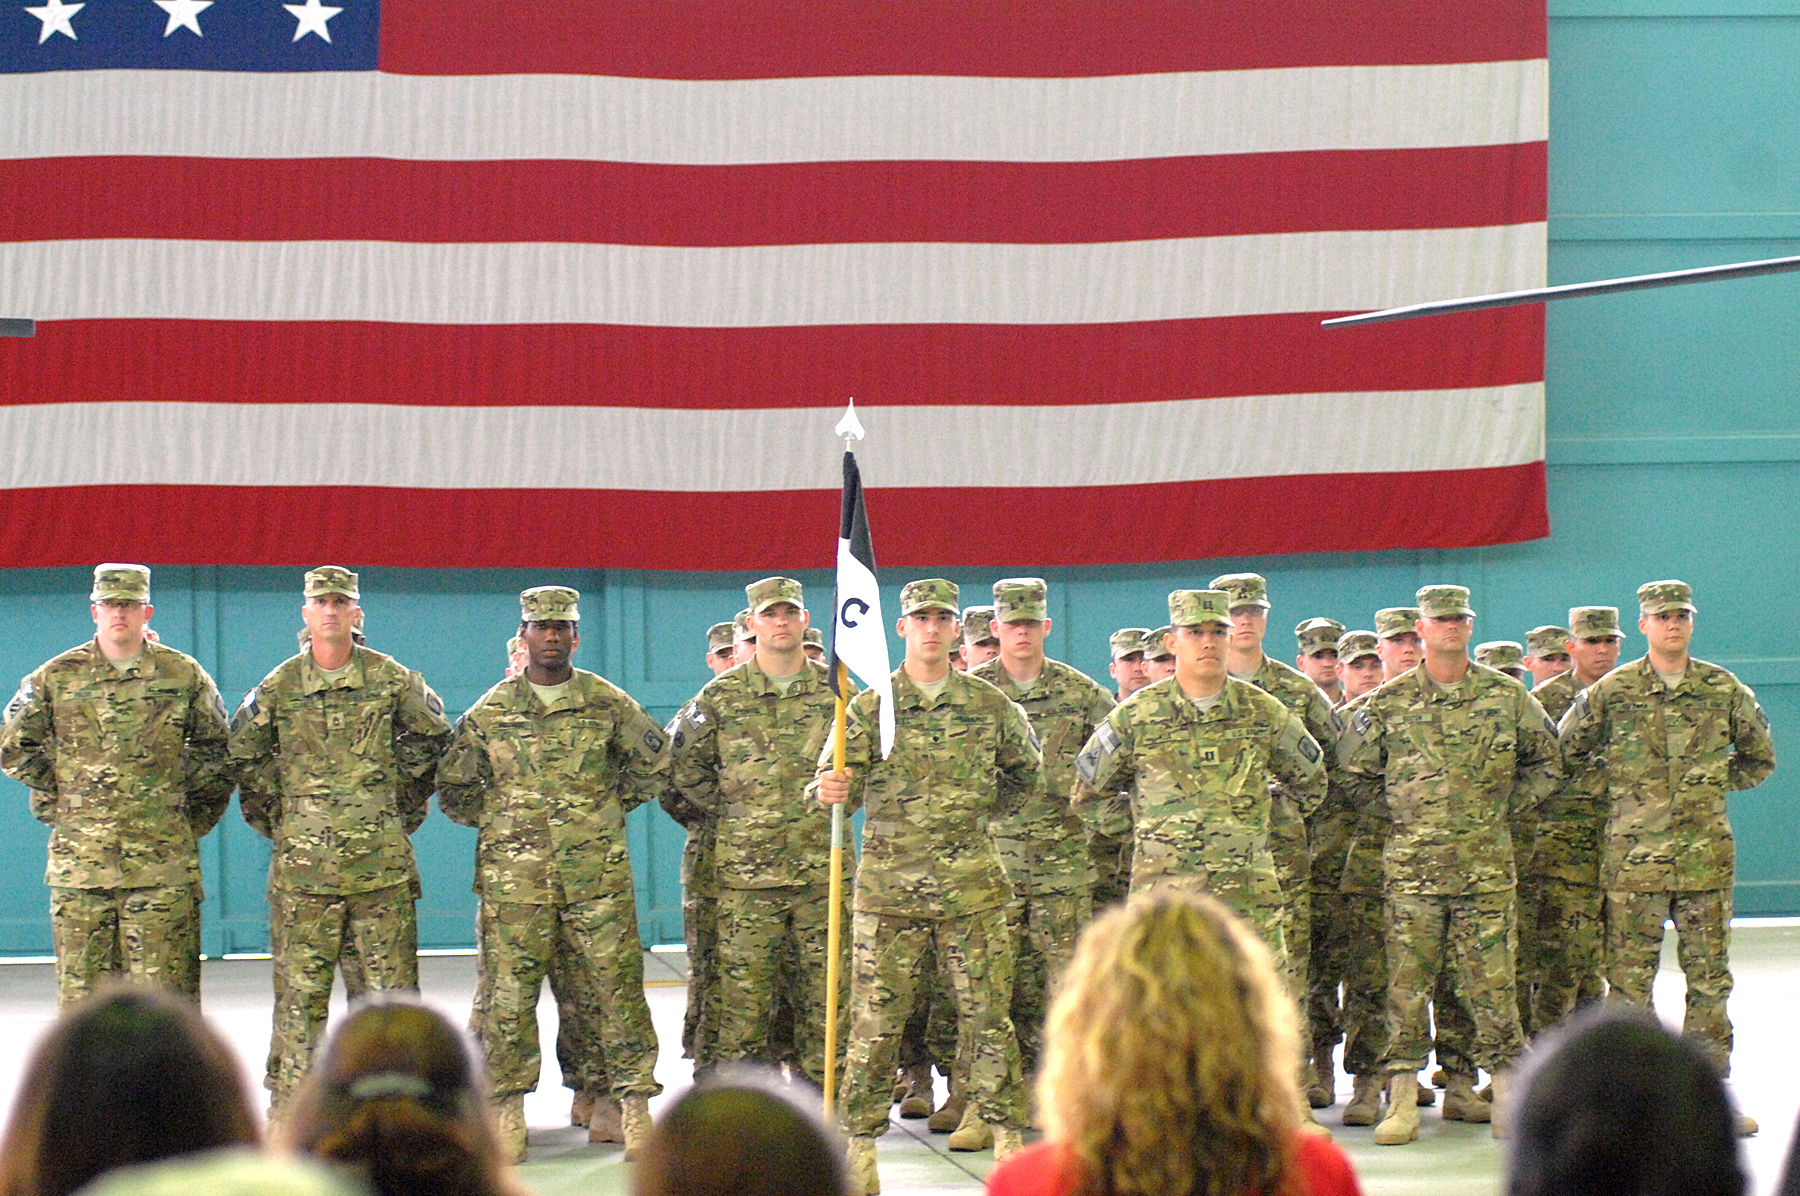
[1037,889,1300,1196]
[0,986,257,1196]
[1507,1005,1745,1196]
[284,1000,515,1196]
[632,1071,848,1196]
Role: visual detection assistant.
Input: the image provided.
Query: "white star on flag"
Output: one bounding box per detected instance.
[283,0,341,42]
[24,0,83,42]
[153,0,213,36]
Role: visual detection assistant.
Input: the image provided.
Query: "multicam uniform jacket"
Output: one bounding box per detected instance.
[1,640,233,890]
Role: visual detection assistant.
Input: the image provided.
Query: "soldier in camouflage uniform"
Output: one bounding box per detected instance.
[1071,589,1326,957]
[1523,625,1572,689]
[1,564,233,1007]
[1559,580,1775,1135]
[961,606,999,670]
[666,577,846,1085]
[1475,641,1529,685]
[1519,606,1621,1036]
[731,608,756,665]
[816,578,1043,1193]
[1107,628,1152,703]
[1339,585,1561,1145]
[1295,616,1347,706]
[1091,628,1153,909]
[804,625,826,663]
[1143,625,1175,683]
[1338,630,1385,704]
[705,621,737,676]
[1209,572,1341,1113]
[437,586,668,1161]
[229,566,452,1114]
[972,579,1115,1086]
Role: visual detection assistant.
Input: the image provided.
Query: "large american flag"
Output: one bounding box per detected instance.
[0,1,1546,569]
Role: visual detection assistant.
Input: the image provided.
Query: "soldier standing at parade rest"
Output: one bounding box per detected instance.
[666,577,846,1085]
[437,586,669,1161]
[1210,572,1342,1115]
[1107,628,1152,703]
[1517,606,1623,1038]
[1,564,233,1006]
[971,580,1115,1089]
[1340,585,1561,1145]
[1089,628,1153,910]
[1559,580,1775,1137]
[1523,625,1572,689]
[1071,590,1325,959]
[816,578,1043,1194]
[705,622,737,676]
[1143,625,1175,682]
[1296,617,1348,706]
[961,606,1000,670]
[229,566,453,1118]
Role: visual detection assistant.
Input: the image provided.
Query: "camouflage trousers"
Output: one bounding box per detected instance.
[682,889,719,1069]
[1431,964,1483,1077]
[1512,872,1542,1038]
[1605,888,1732,1074]
[1008,890,1091,1075]
[549,935,610,1095]
[470,894,662,1100]
[1380,888,1525,1075]
[898,940,959,1076]
[1338,892,1387,1075]
[1088,830,1133,912]
[1269,798,1312,1061]
[712,883,850,1085]
[841,906,1024,1137]
[1523,878,1605,1033]
[1306,889,1351,1061]
[50,883,200,1008]
[267,883,418,1107]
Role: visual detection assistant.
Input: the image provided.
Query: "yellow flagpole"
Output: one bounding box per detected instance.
[823,660,849,1118]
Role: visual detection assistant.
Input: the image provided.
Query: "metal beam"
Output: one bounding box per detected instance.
[0,319,34,337]
[1321,253,1800,328]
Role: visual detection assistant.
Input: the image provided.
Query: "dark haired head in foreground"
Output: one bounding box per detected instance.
[0,986,258,1196]
[633,1071,849,1196]
[1508,1005,1745,1196]
[284,1000,520,1196]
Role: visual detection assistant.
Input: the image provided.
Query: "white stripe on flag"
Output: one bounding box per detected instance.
[0,226,1547,326]
[0,61,1548,163]
[0,386,1545,492]
[834,535,893,759]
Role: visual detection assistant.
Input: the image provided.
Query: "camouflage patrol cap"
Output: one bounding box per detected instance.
[746,576,804,615]
[900,578,960,616]
[1146,625,1174,659]
[1474,640,1525,670]
[733,609,754,643]
[707,622,735,652]
[1569,606,1623,639]
[1337,630,1380,664]
[520,585,580,622]
[992,577,1048,622]
[1637,579,1696,615]
[1169,589,1232,628]
[506,636,525,656]
[803,626,823,648]
[1109,627,1151,660]
[304,565,359,600]
[962,605,997,645]
[1209,572,1270,610]
[90,563,150,603]
[1374,607,1422,638]
[1416,584,1474,618]
[1526,625,1572,656]
[1295,616,1346,655]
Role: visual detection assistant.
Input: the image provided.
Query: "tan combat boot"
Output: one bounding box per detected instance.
[588,1096,624,1144]
[492,1094,528,1164]
[1307,1048,1336,1108]
[891,1069,907,1104]
[846,1135,881,1195]
[897,1064,934,1119]
[1374,1074,1420,1145]
[1441,1073,1490,1123]
[1737,1113,1760,1138]
[927,1076,967,1133]
[1341,1074,1383,1126]
[570,1087,594,1128]
[993,1126,1024,1160]
[1416,1071,1436,1106]
[620,1093,653,1160]
[946,1102,994,1151]
[1488,1070,1512,1140]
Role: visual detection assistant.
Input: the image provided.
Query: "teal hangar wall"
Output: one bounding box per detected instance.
[2,0,1798,953]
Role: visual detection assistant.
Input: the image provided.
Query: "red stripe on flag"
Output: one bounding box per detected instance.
[377,0,1546,78]
[0,313,1544,409]
[0,465,1549,569]
[0,145,1546,245]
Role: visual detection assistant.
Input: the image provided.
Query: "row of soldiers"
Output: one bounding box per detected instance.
[0,561,1776,1190]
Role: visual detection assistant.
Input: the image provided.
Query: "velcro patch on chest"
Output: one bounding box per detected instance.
[1195,745,1219,765]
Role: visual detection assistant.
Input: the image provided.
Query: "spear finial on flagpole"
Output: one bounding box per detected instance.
[836,397,865,450]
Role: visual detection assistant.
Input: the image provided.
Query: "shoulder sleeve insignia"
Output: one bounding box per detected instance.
[425,688,444,717]
[3,677,34,723]
[1328,709,1345,737]
[642,728,667,755]
[1299,733,1322,763]
[1096,722,1120,754]
[1352,708,1372,736]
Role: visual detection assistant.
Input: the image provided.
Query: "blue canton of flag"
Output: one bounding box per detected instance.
[4,0,377,71]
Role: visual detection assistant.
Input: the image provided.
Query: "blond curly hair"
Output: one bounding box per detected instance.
[1037,889,1301,1196]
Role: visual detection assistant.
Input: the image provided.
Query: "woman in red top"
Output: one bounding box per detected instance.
[987,890,1362,1196]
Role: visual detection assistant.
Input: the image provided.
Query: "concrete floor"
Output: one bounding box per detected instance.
[0,925,1795,1196]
